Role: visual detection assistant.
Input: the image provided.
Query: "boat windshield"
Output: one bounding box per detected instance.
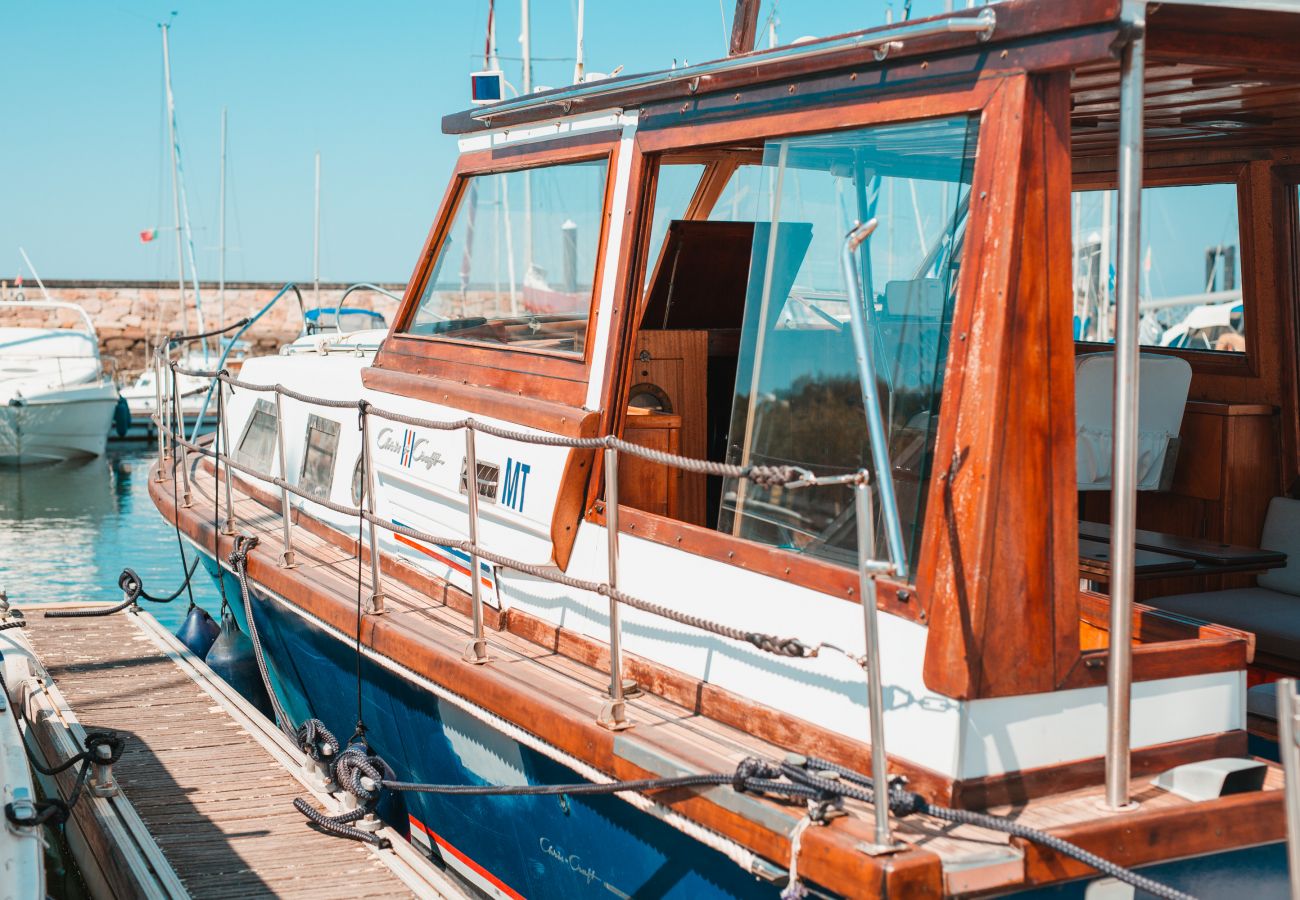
[717,115,979,567]
[405,157,609,356]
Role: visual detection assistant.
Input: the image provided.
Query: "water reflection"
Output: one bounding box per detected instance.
[0,446,222,629]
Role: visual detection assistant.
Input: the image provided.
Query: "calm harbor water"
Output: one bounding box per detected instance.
[0,443,224,628]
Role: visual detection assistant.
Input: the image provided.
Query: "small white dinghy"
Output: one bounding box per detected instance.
[0,300,120,465]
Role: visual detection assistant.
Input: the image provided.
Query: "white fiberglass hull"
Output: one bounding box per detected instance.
[0,383,119,464]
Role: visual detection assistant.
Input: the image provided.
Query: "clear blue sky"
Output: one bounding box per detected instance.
[0,1,968,284]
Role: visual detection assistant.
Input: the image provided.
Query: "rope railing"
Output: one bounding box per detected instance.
[168,427,824,662]
[172,363,854,491]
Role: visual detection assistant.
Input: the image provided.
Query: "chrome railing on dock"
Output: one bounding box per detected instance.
[157,353,909,846]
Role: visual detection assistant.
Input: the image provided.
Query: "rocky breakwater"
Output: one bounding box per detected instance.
[0,280,403,378]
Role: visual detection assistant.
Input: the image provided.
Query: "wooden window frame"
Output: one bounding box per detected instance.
[376,131,623,408]
[1071,161,1256,377]
[587,72,1012,629]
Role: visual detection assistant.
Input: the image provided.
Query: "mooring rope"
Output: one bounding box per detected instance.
[42,560,202,620]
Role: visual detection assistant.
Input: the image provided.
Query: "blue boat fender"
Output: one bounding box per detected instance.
[175,604,220,658]
[204,610,274,719]
[112,395,131,438]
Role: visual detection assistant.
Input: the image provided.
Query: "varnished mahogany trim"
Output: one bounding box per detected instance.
[361,366,598,438]
[1078,591,1258,661]
[951,730,1248,810]
[1014,782,1283,888]
[1057,637,1248,691]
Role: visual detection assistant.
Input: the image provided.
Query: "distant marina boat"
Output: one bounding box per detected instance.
[0,300,121,465]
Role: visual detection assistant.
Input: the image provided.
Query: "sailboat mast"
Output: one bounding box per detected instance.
[161,23,190,341]
[521,0,533,278]
[161,21,209,360]
[313,151,321,309]
[573,0,585,84]
[219,106,227,331]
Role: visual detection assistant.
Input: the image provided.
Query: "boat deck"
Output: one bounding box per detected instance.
[17,604,460,899]
[157,458,1287,897]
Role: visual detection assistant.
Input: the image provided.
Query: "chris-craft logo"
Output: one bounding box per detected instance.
[377,427,444,471]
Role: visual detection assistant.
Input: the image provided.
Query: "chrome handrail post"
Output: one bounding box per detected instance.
[839,220,907,578]
[360,406,385,615]
[170,365,192,508]
[1278,679,1300,897]
[855,478,899,853]
[461,425,489,663]
[273,391,297,568]
[1104,0,1146,813]
[218,377,237,535]
[598,446,631,730]
[154,348,169,480]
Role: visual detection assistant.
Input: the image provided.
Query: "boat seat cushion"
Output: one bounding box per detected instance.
[1149,587,1300,660]
[1258,497,1300,597]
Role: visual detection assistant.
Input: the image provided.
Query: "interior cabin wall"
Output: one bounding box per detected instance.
[1073,151,1300,595]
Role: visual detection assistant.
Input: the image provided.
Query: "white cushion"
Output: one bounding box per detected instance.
[1075,352,1192,491]
[1259,497,1300,596]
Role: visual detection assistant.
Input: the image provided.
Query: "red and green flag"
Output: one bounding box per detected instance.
[139,228,157,243]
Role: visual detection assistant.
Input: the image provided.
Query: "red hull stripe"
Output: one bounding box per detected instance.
[408,814,525,900]
[394,532,494,590]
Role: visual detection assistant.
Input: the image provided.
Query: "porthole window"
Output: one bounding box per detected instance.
[299,414,341,500]
[351,455,365,506]
[235,398,278,472]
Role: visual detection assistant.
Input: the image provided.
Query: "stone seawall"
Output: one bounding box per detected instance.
[0,280,404,376]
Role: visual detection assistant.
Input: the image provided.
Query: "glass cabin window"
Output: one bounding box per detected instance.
[299,414,341,500]
[405,158,610,356]
[717,116,979,567]
[235,398,278,472]
[1072,182,1244,353]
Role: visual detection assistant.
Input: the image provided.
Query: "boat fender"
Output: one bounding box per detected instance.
[112,395,131,437]
[174,604,220,658]
[204,610,274,718]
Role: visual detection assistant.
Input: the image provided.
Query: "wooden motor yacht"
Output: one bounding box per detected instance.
[150,2,1300,895]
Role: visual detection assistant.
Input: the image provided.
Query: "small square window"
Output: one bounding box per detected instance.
[459,459,500,502]
[299,414,341,500]
[235,399,278,472]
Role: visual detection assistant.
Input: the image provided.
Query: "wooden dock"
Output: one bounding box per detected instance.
[12,603,464,899]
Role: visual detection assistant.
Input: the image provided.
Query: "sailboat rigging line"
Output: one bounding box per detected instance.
[214,379,232,614]
[165,316,251,348]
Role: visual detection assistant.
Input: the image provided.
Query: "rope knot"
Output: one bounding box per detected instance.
[333,744,385,809]
[357,399,370,430]
[746,633,811,658]
[117,568,143,603]
[732,756,780,793]
[296,719,340,763]
[745,465,800,488]
[83,731,126,765]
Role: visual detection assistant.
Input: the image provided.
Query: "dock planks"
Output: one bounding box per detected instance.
[21,609,424,899]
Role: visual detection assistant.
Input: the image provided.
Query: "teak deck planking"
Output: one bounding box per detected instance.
[159,457,1287,897]
[20,609,418,900]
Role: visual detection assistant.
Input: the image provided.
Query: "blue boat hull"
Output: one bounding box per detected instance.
[197,555,1290,899]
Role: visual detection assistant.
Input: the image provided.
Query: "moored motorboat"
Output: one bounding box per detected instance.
[149,2,1300,896]
[0,301,120,465]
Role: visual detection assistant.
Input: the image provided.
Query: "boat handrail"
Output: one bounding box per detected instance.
[160,352,902,846]
[0,300,99,340]
[464,8,996,127]
[330,283,402,336]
